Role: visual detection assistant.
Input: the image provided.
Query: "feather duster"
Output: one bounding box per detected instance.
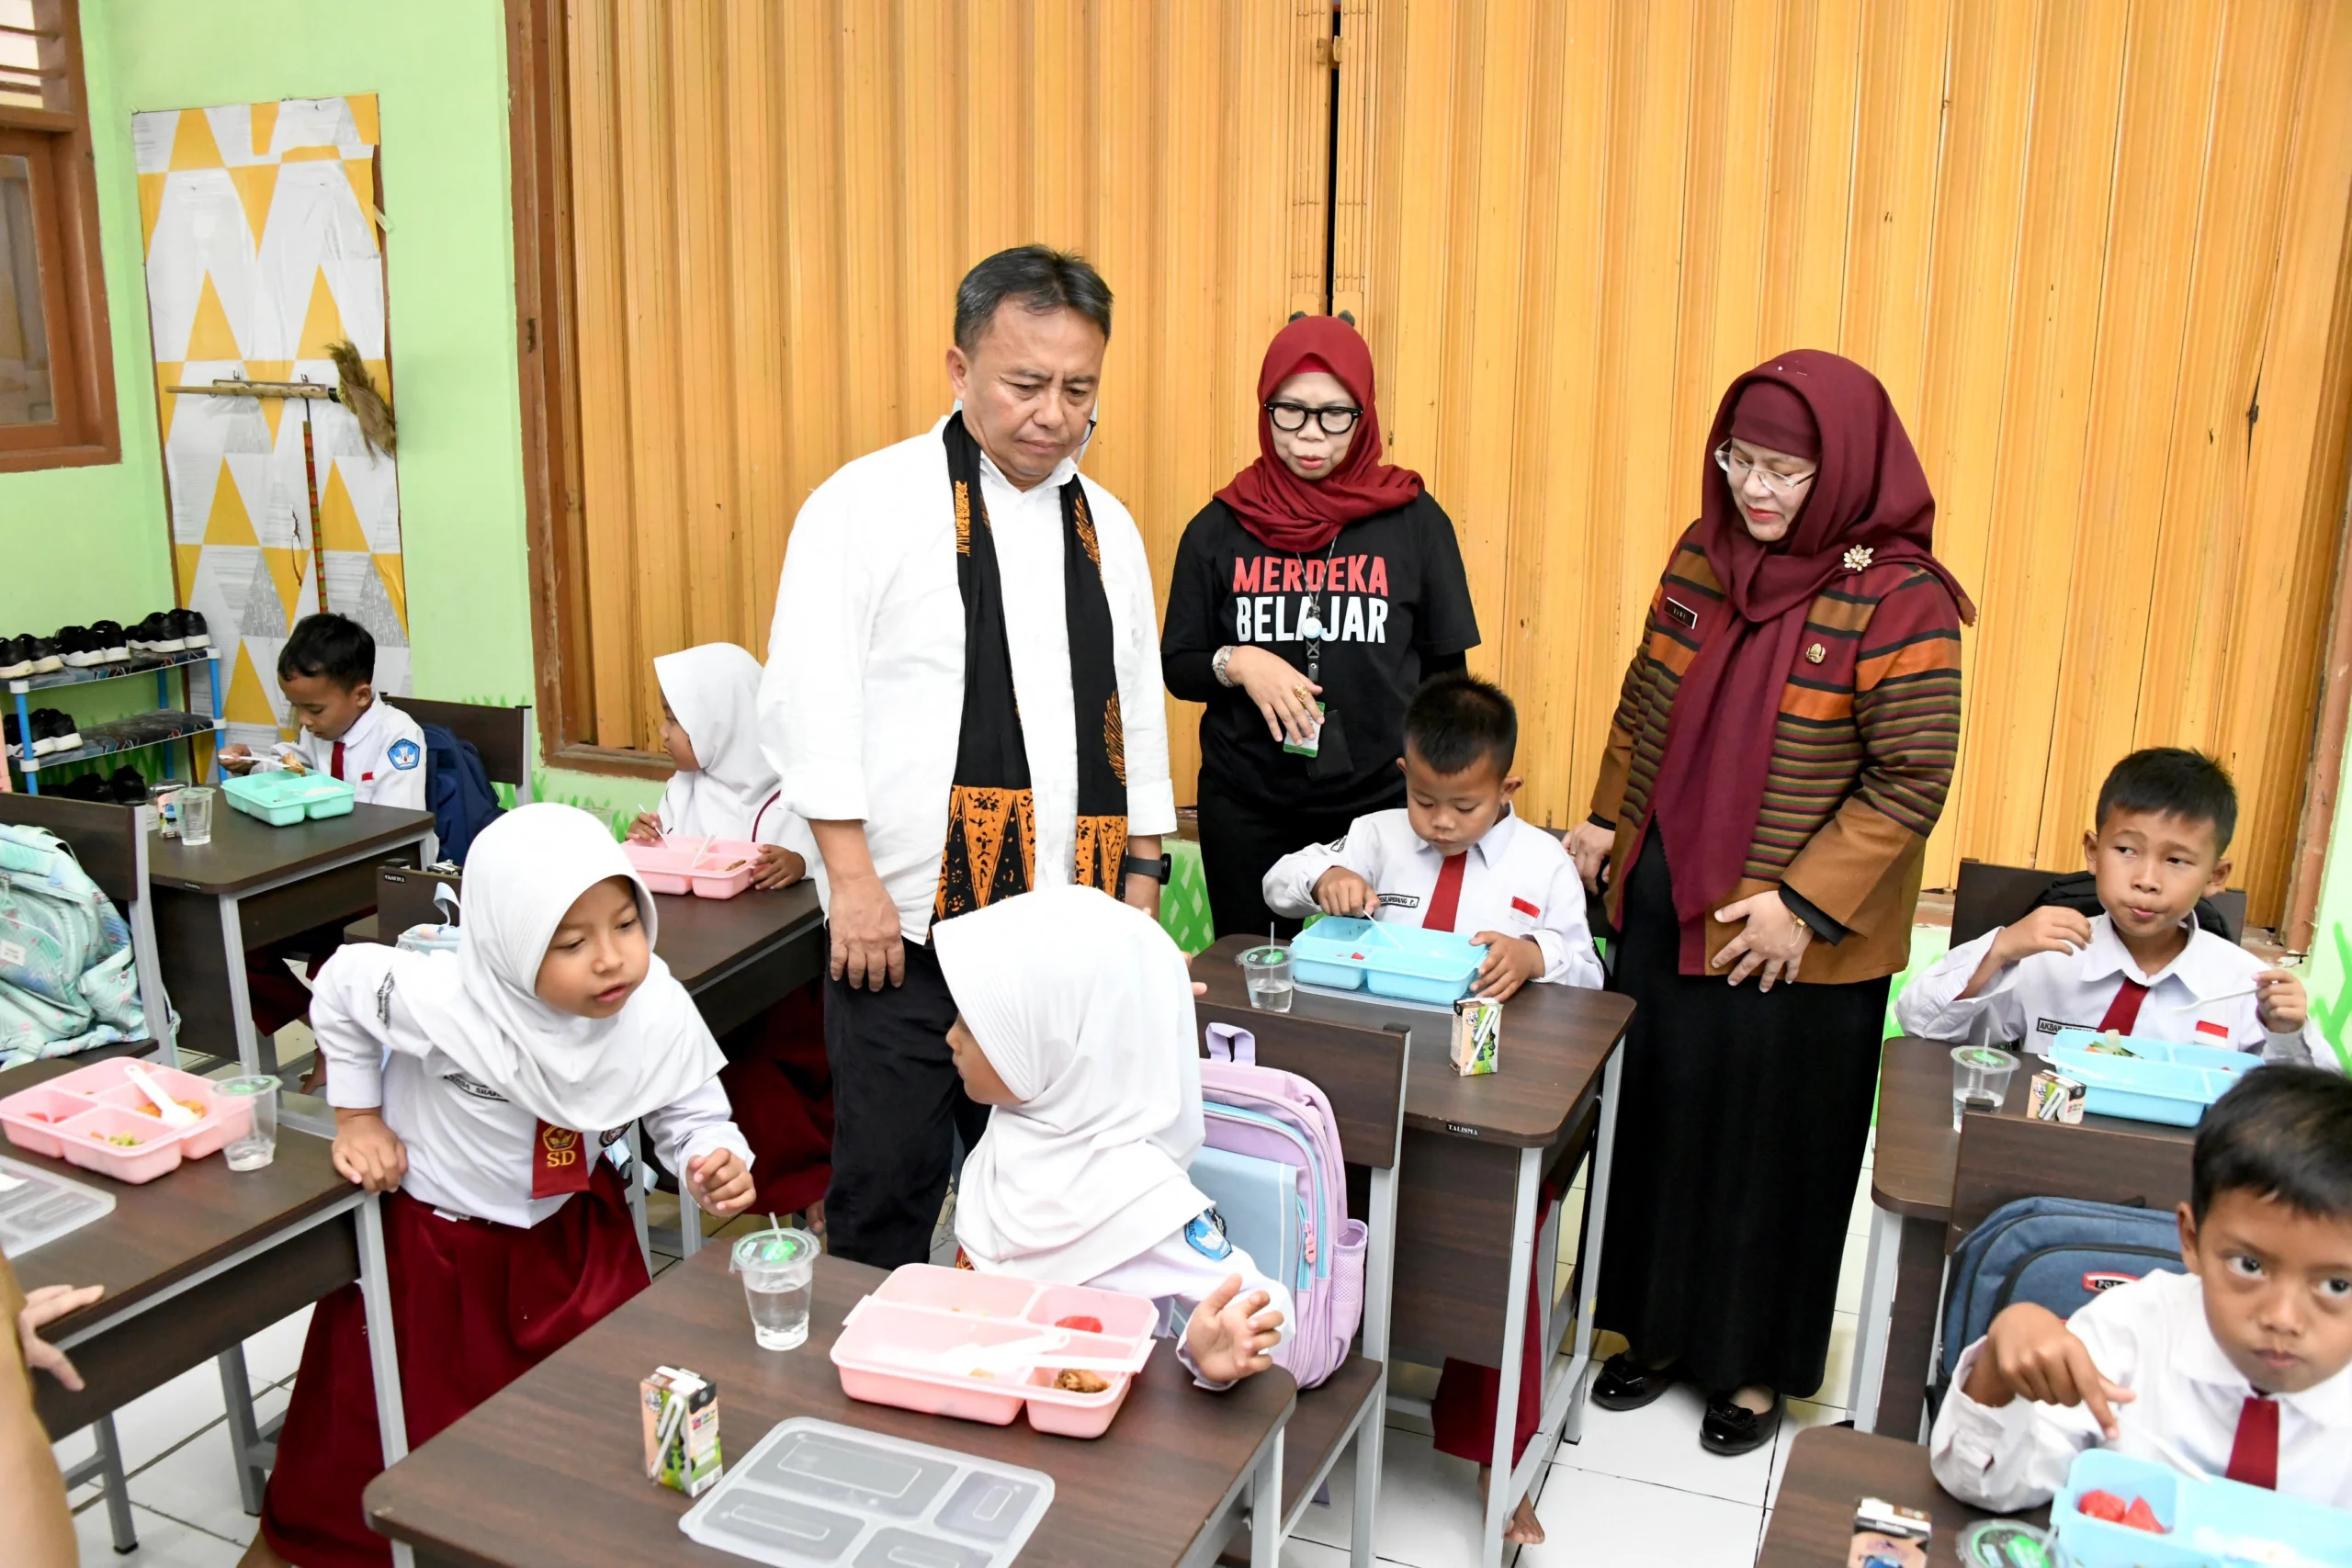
[326,341,397,457]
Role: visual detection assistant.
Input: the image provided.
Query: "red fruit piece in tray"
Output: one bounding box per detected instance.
[1054,1315,1104,1335]
[2120,1496,2165,1534]
[2075,1490,2128,1523]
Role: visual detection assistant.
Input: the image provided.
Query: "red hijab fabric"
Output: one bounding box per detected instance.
[1645,351,1976,949]
[1216,317,1423,553]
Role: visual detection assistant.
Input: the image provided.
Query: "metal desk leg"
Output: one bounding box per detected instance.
[680,1187,704,1258]
[1248,1429,1283,1568]
[219,1347,269,1515]
[1562,1045,1623,1446]
[626,1124,652,1270]
[1849,1204,1903,1431]
[356,1193,414,1568]
[219,893,266,1076]
[95,1414,137,1551]
[1480,1145,1545,1568]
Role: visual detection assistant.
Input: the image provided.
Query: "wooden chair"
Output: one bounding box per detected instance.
[392,696,535,807]
[1951,859,2245,946]
[1198,1000,1409,1568]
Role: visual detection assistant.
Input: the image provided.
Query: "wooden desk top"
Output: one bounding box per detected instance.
[146,802,435,895]
[1,1058,350,1334]
[1871,1036,2196,1220]
[1192,935,1633,1147]
[1757,1427,2043,1566]
[366,1250,1295,1568]
[651,881,822,989]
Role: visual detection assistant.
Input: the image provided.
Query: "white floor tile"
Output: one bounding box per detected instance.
[127,1383,288,1543]
[109,1360,231,1472]
[72,1501,246,1565]
[240,1304,314,1388]
[1518,1466,1764,1568]
[1555,1383,1772,1506]
[1849,1179,1875,1237]
[1796,1312,1858,1404]
[1834,1227,1869,1314]
[1768,1398,1848,1506]
[1758,1506,1776,1561]
[1291,1423,1486,1567]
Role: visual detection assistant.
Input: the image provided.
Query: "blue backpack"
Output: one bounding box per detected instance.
[1936,1196,2184,1408]
[420,723,505,865]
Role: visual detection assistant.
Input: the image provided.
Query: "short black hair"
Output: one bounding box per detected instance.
[954,245,1113,352]
[277,613,375,689]
[2192,1066,2352,1225]
[1405,672,1517,776]
[2096,746,2238,852]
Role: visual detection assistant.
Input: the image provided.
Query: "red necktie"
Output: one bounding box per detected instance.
[2224,1393,2278,1489]
[2097,977,2149,1033]
[330,740,345,781]
[1423,852,1467,933]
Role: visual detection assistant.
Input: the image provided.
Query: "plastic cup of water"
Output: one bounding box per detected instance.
[177,785,216,847]
[1950,1046,2017,1133]
[1239,943,1295,1013]
[216,1075,281,1170]
[731,1227,817,1350]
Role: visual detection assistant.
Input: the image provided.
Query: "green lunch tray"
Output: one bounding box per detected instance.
[222,771,357,826]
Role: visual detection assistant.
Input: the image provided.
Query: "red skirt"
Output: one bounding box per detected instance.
[258,1166,650,1568]
[1431,1193,1559,1471]
[717,982,833,1217]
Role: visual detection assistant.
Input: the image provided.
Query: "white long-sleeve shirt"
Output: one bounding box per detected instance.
[1261,807,1604,988]
[1929,1269,2352,1511]
[1084,1213,1294,1392]
[251,696,427,812]
[1894,913,2333,1066]
[758,423,1177,941]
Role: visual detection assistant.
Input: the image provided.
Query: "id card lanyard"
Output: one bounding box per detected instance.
[1297,536,1340,682]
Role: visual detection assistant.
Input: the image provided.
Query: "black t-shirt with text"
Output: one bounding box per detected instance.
[1161,493,1480,814]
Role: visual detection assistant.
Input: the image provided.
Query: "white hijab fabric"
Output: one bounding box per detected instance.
[936,886,1211,1284]
[325,804,727,1131]
[655,643,776,841]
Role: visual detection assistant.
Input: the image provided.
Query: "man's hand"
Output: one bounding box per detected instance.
[752,845,805,891]
[1963,1302,2135,1438]
[1566,821,1613,894]
[2256,968,2308,1032]
[687,1148,757,1218]
[1313,866,1379,919]
[1472,932,1544,1000]
[1710,889,1811,990]
[1183,1274,1285,1385]
[17,1284,103,1392]
[828,872,904,991]
[626,811,664,845]
[331,1109,408,1193]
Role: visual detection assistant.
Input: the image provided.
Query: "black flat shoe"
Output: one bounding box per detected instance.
[1699,1391,1781,1456]
[1591,1353,1681,1412]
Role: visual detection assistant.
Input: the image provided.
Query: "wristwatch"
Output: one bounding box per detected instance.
[1122,852,1172,886]
[1212,645,1238,687]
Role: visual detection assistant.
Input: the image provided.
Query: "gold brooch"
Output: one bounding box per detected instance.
[1842,545,1873,572]
[1805,643,1826,664]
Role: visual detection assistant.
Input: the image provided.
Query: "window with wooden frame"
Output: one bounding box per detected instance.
[0,0,116,472]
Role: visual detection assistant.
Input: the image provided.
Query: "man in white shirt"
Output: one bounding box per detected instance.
[760,246,1177,1267]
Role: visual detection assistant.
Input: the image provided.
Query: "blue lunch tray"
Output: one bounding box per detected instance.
[2053,1448,2351,1567]
[2047,1029,2257,1128]
[1288,916,1483,1006]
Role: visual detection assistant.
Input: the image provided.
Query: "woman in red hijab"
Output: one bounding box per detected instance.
[1566,352,1972,1456]
[1161,315,1480,936]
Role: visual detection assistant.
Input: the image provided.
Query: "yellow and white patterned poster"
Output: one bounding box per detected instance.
[131,96,403,750]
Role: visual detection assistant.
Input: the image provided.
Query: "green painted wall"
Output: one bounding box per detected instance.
[2301,757,2352,1071]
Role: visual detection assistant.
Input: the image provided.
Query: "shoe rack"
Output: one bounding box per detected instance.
[6,648,224,795]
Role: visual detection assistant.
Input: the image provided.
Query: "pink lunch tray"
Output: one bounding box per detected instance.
[0,1060,251,1184]
[622,837,761,899]
[831,1263,1162,1438]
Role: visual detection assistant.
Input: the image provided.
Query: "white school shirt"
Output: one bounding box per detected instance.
[252,697,427,812]
[758,423,1177,941]
[1929,1269,2352,1512]
[1261,807,1605,988]
[317,973,752,1229]
[1894,913,2332,1067]
[1085,1212,1295,1391]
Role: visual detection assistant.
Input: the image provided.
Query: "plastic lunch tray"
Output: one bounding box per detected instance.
[2046,1028,2259,1128]
[2052,1448,2352,1567]
[623,837,762,899]
[1287,916,1483,1006]
[0,1154,115,1255]
[679,1416,1054,1568]
[222,771,356,826]
[0,1059,252,1184]
[830,1263,1160,1438]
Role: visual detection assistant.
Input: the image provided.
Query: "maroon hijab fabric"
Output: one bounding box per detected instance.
[1645,351,1976,947]
[1216,316,1423,553]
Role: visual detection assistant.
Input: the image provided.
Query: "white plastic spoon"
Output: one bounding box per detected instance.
[126,1064,198,1127]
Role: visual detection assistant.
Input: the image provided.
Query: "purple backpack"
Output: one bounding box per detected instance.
[1197,1022,1365,1390]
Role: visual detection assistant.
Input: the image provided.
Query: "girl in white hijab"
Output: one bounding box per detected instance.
[933,885,1291,1388]
[629,642,815,890]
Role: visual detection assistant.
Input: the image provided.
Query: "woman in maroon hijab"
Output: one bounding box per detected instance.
[1162,315,1480,936]
[1566,352,1972,1455]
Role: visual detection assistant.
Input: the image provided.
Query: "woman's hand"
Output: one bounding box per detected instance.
[1225,646,1322,746]
[17,1284,103,1391]
[1566,821,1613,893]
[752,845,804,890]
[1709,890,1811,991]
[331,1110,408,1192]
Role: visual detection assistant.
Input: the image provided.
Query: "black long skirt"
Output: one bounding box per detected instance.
[1596,829,1887,1397]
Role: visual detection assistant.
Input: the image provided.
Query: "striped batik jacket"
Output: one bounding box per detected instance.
[1589,525,1964,984]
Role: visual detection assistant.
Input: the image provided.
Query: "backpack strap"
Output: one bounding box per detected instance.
[1204,1022,1257,1066]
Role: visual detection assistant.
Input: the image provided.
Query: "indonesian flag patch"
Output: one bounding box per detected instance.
[1510,896,1541,919]
[2195,1020,2232,1041]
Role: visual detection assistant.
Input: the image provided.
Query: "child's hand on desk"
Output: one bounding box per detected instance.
[1472,932,1544,1000]
[1966,1302,2135,1438]
[2256,968,2308,1032]
[688,1148,756,1218]
[752,845,805,891]
[1184,1275,1284,1385]
[17,1283,104,1391]
[626,812,664,845]
[1312,866,1378,919]
[331,1111,408,1193]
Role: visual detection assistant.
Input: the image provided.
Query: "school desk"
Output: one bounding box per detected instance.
[363,1249,1296,1568]
[147,802,436,1076]
[1757,1425,2045,1566]
[5,1055,413,1564]
[1191,937,1634,1568]
[1851,1036,2196,1438]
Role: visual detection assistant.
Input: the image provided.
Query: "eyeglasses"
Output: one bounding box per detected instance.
[1267,402,1363,435]
[1714,442,1816,496]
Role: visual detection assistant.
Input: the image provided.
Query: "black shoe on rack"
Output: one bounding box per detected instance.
[178,608,210,649]
[54,626,94,669]
[0,637,31,680]
[24,636,62,674]
[38,708,82,754]
[91,620,129,662]
[108,765,150,803]
[3,712,21,757]
[57,772,110,802]
[131,612,179,653]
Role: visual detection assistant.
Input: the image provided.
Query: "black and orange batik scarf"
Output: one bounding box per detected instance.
[934,412,1128,920]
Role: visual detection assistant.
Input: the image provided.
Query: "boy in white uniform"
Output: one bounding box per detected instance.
[1930,1066,2352,1510]
[1262,671,1602,998]
[1895,749,2332,1066]
[220,612,427,812]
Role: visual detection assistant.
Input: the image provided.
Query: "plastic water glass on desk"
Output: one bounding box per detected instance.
[1238,943,1294,1012]
[732,1226,816,1350]
[1950,1045,2018,1133]
[176,784,215,847]
[215,1075,280,1169]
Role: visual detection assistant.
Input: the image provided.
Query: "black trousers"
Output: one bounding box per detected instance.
[1195,770,1394,941]
[820,940,992,1269]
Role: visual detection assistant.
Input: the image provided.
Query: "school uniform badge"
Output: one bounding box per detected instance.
[389,738,422,770]
[1185,1209,1234,1261]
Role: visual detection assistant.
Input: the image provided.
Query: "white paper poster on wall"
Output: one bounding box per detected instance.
[132,96,404,750]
